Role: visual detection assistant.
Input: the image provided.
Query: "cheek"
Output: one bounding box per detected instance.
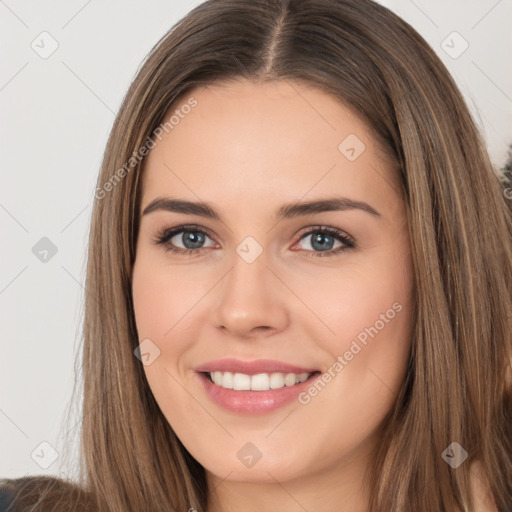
[291,248,414,397]
[131,255,216,412]
[288,272,413,458]
[131,254,210,343]
[131,260,199,425]
[290,257,412,347]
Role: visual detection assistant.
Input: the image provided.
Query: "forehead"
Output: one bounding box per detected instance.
[141,79,400,215]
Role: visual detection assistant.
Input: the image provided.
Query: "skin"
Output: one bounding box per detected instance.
[131,79,417,512]
[468,461,498,512]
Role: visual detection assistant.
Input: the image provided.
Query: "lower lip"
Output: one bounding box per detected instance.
[196,372,320,414]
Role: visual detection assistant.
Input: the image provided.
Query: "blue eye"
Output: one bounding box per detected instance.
[152,224,355,257]
[294,226,355,257]
[153,225,216,255]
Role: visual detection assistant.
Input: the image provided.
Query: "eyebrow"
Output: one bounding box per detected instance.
[141,196,382,221]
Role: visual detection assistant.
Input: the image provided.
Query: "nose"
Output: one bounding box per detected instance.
[212,247,289,338]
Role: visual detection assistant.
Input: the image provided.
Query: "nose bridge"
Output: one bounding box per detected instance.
[223,236,270,305]
[213,235,288,334]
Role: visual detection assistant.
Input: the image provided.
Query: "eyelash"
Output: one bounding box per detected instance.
[152,224,356,258]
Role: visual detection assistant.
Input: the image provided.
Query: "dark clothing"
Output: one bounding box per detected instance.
[0,485,15,512]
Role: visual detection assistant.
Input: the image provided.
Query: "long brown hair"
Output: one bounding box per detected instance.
[3,0,512,510]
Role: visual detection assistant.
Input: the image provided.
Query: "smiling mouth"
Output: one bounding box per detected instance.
[201,370,321,392]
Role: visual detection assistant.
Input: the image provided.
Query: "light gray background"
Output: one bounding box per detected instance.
[1,0,511,480]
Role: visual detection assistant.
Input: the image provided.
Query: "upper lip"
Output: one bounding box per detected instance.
[194,358,319,375]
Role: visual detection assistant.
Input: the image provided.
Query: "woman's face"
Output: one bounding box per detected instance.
[132,79,414,504]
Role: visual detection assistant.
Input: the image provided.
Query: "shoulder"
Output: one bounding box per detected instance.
[469,461,500,512]
[0,476,95,512]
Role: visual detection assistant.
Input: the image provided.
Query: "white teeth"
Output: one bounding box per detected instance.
[208,371,311,391]
[233,373,251,390]
[221,371,233,389]
[251,373,270,391]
